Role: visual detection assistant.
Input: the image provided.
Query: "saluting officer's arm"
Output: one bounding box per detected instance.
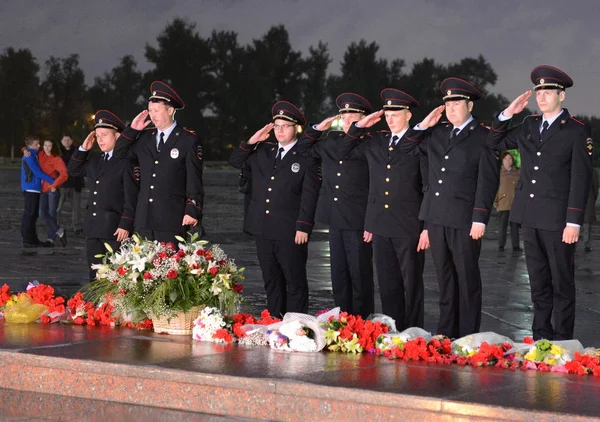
[486,112,520,151]
[67,148,89,178]
[296,124,324,159]
[339,123,368,159]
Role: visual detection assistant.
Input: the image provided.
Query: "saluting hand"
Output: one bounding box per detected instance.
[182,214,198,227]
[248,123,274,145]
[114,228,129,242]
[503,91,532,118]
[419,105,445,129]
[81,131,96,151]
[470,223,486,240]
[562,225,580,244]
[131,110,151,131]
[295,231,308,245]
[356,110,384,128]
[417,230,430,251]
[363,231,373,243]
[315,115,340,131]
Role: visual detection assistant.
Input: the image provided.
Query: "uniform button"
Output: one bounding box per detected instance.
[384,204,389,209]
[337,173,341,176]
[385,178,390,182]
[95,180,100,184]
[92,213,96,216]
[93,191,97,195]
[152,173,156,177]
[438,180,443,184]
[334,198,338,201]
[271,176,275,180]
[266,199,270,203]
[265,210,270,214]
[335,185,339,189]
[339,161,343,164]
[534,166,539,170]
[149,198,153,202]
[93,202,96,206]
[537,152,542,156]
[532,180,537,184]
[386,164,391,169]
[150,185,154,189]
[154,160,159,164]
[268,188,272,191]
[435,192,440,196]
[384,191,389,196]
[530,194,535,198]
[441,168,446,172]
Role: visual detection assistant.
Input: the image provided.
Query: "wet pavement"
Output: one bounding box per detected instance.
[2,164,600,346]
[3,164,600,420]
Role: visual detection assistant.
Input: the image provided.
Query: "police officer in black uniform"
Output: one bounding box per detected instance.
[114,81,204,243]
[68,110,138,280]
[340,89,427,330]
[401,78,499,338]
[229,101,320,317]
[487,66,593,340]
[297,93,374,318]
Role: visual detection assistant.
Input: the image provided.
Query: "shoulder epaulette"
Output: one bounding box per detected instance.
[183,127,196,134]
[377,130,391,133]
[569,116,586,126]
[524,114,541,120]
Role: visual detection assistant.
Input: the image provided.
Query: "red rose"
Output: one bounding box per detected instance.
[233,284,243,293]
[177,249,186,257]
[210,267,219,276]
[196,249,205,256]
[165,242,175,251]
[167,269,178,279]
[143,272,153,280]
[158,251,168,260]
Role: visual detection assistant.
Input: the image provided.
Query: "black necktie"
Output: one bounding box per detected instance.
[450,128,460,139]
[274,147,284,167]
[100,152,108,169]
[390,135,399,147]
[157,132,165,152]
[540,121,549,142]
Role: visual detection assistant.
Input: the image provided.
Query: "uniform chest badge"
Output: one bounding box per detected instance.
[291,163,300,173]
[170,148,179,159]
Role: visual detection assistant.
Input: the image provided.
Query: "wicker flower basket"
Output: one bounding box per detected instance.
[151,306,204,335]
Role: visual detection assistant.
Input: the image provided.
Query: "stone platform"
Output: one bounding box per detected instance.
[1,322,600,421]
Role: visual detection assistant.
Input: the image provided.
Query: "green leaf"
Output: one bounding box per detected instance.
[94,254,104,258]
[175,235,186,242]
[104,242,114,254]
[170,290,178,302]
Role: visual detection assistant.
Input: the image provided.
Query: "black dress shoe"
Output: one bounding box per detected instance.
[498,246,505,252]
[41,240,54,248]
[513,247,523,252]
[585,246,592,253]
[58,230,67,247]
[22,241,40,248]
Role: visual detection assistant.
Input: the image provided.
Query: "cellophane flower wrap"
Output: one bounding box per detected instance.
[85,233,244,322]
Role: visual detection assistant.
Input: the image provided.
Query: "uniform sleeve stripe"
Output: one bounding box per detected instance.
[567,207,583,211]
[473,208,488,211]
[490,126,507,133]
[121,216,134,220]
[187,201,203,211]
[239,143,251,152]
[120,132,134,140]
[296,220,313,227]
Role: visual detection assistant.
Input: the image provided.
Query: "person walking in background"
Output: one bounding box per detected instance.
[495,152,522,252]
[20,136,55,248]
[57,135,84,236]
[582,168,599,252]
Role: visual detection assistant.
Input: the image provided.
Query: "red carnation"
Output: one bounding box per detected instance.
[209,267,219,276]
[167,269,178,279]
[143,272,153,280]
[233,284,243,293]
[177,249,186,257]
[117,266,128,275]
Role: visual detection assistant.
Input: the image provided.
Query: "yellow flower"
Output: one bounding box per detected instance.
[550,345,564,356]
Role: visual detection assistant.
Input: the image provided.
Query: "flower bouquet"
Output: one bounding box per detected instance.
[85,233,244,334]
[192,307,234,343]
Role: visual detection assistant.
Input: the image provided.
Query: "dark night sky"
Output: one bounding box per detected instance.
[1,0,598,116]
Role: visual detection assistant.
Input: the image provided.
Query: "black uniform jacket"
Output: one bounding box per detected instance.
[487,110,593,231]
[341,124,427,239]
[68,150,138,239]
[229,140,320,240]
[114,124,204,232]
[297,126,369,230]
[402,118,499,230]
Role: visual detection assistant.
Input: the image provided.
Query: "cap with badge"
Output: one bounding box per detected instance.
[336,92,373,114]
[271,101,307,125]
[530,65,573,91]
[440,78,482,101]
[94,110,125,132]
[380,88,420,110]
[148,80,185,109]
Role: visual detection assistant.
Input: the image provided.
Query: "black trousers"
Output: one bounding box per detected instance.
[498,210,520,248]
[329,227,374,318]
[137,229,186,244]
[373,234,424,331]
[523,226,576,340]
[428,223,482,338]
[255,235,309,317]
[87,238,120,281]
[21,191,40,244]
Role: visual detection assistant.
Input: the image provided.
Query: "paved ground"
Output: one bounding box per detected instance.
[2,164,600,346]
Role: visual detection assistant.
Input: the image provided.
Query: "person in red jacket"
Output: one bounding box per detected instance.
[37,139,69,246]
